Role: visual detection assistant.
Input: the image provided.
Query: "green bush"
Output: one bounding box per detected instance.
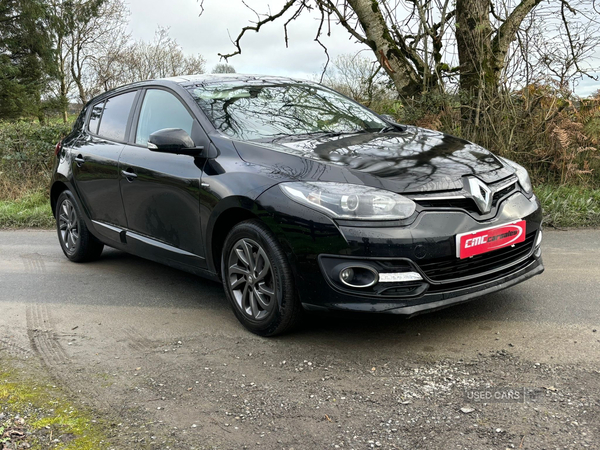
[0,121,72,200]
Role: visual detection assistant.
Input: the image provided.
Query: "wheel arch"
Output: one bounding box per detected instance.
[50,181,70,217]
[205,194,295,278]
[208,206,258,278]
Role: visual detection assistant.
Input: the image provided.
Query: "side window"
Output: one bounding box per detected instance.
[97,91,137,142]
[88,101,104,134]
[135,89,194,146]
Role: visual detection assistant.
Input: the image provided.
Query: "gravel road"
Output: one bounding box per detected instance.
[1,229,599,449]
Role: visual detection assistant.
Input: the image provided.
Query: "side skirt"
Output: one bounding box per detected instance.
[91,220,219,282]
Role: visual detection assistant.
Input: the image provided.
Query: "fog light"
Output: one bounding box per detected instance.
[340,268,354,283]
[378,272,423,283]
[535,229,543,248]
[338,265,378,288]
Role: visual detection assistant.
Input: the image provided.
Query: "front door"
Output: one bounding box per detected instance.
[118,88,206,263]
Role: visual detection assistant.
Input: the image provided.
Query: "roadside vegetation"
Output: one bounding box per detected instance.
[0,121,69,229]
[0,191,54,229]
[2,75,599,229]
[536,184,600,228]
[0,361,107,449]
[0,0,598,229]
[1,85,599,229]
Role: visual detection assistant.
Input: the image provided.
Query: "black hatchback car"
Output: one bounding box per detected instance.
[51,74,544,335]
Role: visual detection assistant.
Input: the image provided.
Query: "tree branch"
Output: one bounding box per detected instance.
[218,0,300,60]
[314,5,330,82]
[492,0,544,61]
[316,0,368,45]
[560,0,599,82]
[284,2,309,48]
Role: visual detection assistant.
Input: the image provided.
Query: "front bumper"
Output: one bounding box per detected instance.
[304,253,543,315]
[258,187,544,316]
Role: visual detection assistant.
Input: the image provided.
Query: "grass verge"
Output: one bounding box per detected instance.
[0,362,107,449]
[0,184,598,229]
[536,184,600,228]
[0,190,54,229]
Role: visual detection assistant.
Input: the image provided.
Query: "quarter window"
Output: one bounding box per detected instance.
[88,101,104,134]
[97,91,137,142]
[135,89,194,146]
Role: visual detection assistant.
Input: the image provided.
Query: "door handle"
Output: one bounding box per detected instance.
[121,169,137,181]
[74,155,85,167]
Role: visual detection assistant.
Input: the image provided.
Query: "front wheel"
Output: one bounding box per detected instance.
[221,220,302,336]
[56,190,104,262]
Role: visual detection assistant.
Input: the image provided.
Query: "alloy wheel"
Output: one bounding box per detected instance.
[58,199,79,252]
[227,238,277,321]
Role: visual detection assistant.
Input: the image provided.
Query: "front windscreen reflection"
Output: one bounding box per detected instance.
[187,82,387,141]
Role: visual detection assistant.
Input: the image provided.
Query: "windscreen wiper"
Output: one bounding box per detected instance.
[305,129,370,138]
[268,129,370,142]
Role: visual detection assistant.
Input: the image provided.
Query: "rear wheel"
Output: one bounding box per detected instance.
[56,190,104,262]
[222,220,302,336]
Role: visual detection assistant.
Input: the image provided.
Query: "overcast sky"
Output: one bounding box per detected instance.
[126,0,599,96]
[126,0,366,79]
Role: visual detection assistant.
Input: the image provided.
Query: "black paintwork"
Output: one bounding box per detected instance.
[51,74,543,315]
[235,126,512,194]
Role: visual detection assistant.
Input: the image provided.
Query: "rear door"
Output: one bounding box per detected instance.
[72,91,138,231]
[118,87,207,265]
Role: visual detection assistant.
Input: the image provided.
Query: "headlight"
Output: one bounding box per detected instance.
[499,157,533,195]
[279,182,416,220]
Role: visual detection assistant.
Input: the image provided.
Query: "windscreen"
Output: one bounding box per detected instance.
[186,82,388,141]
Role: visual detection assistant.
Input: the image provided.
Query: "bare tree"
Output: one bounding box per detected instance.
[87,26,206,95]
[204,0,600,123]
[512,1,600,93]
[48,0,129,120]
[125,27,206,81]
[86,30,132,95]
[209,0,454,97]
[67,0,129,105]
[212,63,236,73]
[48,0,76,122]
[322,53,390,106]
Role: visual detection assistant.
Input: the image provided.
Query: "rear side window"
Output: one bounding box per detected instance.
[88,101,104,134]
[135,89,194,146]
[97,91,137,142]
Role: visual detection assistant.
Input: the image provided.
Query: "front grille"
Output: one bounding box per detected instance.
[493,183,516,200]
[425,255,535,293]
[419,231,537,283]
[414,197,477,212]
[413,181,517,214]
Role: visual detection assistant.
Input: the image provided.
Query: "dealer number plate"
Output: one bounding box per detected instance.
[456,220,526,259]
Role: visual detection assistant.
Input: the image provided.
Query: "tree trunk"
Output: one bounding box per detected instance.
[347,0,422,97]
[455,0,544,125]
[455,0,496,124]
[59,69,69,123]
[71,41,88,105]
[73,72,87,105]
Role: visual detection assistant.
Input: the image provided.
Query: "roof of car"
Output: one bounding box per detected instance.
[85,74,315,108]
[161,73,313,87]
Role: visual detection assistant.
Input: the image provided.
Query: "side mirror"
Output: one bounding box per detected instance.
[379,114,405,132]
[148,128,205,156]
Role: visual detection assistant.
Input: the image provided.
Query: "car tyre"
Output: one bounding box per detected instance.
[56,190,104,262]
[222,220,302,336]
